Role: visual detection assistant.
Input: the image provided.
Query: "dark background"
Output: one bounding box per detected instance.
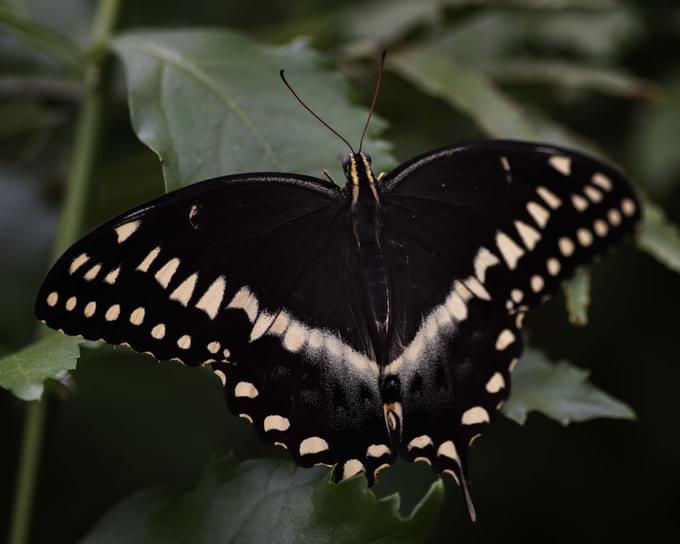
[1,0,679,542]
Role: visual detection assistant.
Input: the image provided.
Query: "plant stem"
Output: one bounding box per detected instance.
[8,2,122,544]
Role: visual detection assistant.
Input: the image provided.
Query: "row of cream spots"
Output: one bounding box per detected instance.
[47,291,231,361]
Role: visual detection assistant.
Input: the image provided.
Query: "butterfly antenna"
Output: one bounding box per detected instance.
[358,50,387,154]
[280,69,355,154]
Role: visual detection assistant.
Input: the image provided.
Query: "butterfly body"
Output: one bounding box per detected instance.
[36,139,640,521]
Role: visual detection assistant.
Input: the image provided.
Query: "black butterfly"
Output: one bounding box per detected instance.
[35,57,641,521]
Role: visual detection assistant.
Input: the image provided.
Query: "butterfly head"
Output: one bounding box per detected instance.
[342,152,375,187]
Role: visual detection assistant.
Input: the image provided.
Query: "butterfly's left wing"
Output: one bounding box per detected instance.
[379,141,640,515]
[36,173,395,482]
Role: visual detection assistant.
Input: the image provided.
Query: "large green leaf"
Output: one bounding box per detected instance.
[483,60,656,100]
[0,332,80,400]
[112,30,395,192]
[636,201,680,275]
[503,348,635,425]
[81,456,443,544]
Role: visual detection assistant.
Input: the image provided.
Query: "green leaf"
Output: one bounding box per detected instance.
[0,5,84,73]
[390,45,591,149]
[636,201,680,275]
[340,0,618,57]
[563,268,591,326]
[483,60,656,100]
[112,30,395,192]
[81,457,444,544]
[0,333,80,400]
[628,84,680,198]
[502,348,635,425]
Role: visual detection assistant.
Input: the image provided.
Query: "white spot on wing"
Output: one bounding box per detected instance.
[115,220,140,243]
[496,231,524,270]
[137,246,160,272]
[269,311,290,336]
[547,258,561,276]
[495,329,515,350]
[105,304,120,321]
[473,247,500,282]
[195,276,226,319]
[592,172,613,191]
[299,436,329,456]
[84,301,96,318]
[69,253,90,275]
[548,155,571,176]
[608,208,622,226]
[527,201,550,228]
[621,198,636,217]
[283,322,308,352]
[594,219,608,237]
[536,186,562,209]
[437,440,460,462]
[264,415,290,432]
[84,263,102,281]
[170,272,198,306]
[486,372,505,393]
[571,194,589,211]
[408,435,434,450]
[577,228,593,247]
[207,341,220,354]
[151,323,165,339]
[250,312,275,342]
[464,276,491,301]
[155,258,180,289]
[47,292,58,307]
[367,444,391,458]
[343,459,365,480]
[462,406,490,425]
[235,381,258,398]
[104,266,120,285]
[177,334,191,349]
[511,289,523,303]
[558,237,575,257]
[514,220,541,250]
[227,286,258,323]
[129,307,145,325]
[584,185,603,203]
[213,369,227,386]
[530,275,544,292]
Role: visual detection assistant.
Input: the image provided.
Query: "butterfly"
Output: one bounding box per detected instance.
[35,54,641,521]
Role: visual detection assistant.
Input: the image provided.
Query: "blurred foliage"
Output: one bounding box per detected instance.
[1,0,680,542]
[81,456,444,544]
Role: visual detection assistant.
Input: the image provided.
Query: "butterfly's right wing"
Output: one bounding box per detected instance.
[36,173,395,482]
[378,141,640,516]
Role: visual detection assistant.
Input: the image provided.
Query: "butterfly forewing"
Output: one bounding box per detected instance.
[35,172,394,480]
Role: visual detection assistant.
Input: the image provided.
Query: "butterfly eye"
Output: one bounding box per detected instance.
[341,155,352,175]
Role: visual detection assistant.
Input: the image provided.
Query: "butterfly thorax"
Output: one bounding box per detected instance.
[343,152,390,361]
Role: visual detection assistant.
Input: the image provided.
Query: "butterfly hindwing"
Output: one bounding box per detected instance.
[35,173,394,479]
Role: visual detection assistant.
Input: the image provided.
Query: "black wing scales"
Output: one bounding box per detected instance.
[35,173,394,480]
[380,141,640,506]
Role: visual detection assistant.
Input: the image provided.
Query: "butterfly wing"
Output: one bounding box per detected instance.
[36,173,395,481]
[379,141,640,511]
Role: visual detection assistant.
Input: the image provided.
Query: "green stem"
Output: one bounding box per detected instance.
[8,2,122,544]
